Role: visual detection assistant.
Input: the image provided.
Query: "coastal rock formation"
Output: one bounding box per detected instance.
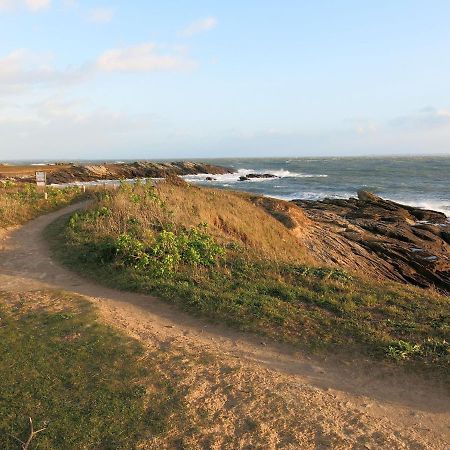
[239,173,278,181]
[251,191,449,292]
[289,191,450,292]
[45,161,234,184]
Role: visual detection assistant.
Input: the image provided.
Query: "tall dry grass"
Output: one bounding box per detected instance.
[0,183,83,228]
[78,180,316,264]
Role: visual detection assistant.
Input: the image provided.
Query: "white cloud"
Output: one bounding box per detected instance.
[87,7,114,24]
[0,94,162,159]
[61,0,77,8]
[0,41,196,95]
[181,16,217,37]
[25,0,50,11]
[343,118,378,135]
[390,107,450,129]
[0,0,51,11]
[0,49,88,92]
[96,42,196,72]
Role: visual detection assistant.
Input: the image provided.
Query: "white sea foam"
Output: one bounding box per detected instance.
[270,191,354,201]
[385,198,450,217]
[183,168,328,184]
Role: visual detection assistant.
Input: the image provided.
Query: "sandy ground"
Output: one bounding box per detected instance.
[0,202,449,449]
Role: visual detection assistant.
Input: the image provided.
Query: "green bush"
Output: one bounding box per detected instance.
[114,225,225,277]
[386,340,422,360]
[70,212,226,277]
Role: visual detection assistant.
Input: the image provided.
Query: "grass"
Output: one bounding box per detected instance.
[0,182,85,229]
[0,290,188,450]
[49,180,450,380]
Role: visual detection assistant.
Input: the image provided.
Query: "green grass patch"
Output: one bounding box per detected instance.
[0,290,187,450]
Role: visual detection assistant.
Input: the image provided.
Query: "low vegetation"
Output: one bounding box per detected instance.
[0,290,191,450]
[0,182,84,229]
[51,180,450,378]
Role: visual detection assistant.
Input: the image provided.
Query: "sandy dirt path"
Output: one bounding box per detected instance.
[0,202,449,449]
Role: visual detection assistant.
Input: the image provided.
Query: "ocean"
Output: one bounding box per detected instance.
[184,156,450,217]
[10,156,450,217]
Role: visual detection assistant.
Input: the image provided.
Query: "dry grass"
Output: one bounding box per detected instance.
[85,179,316,264]
[0,183,84,228]
[0,164,71,177]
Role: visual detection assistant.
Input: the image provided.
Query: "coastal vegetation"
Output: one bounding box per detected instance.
[51,180,450,379]
[0,182,84,228]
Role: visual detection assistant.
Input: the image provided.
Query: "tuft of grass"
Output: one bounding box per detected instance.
[0,182,85,228]
[0,290,188,450]
[49,182,450,380]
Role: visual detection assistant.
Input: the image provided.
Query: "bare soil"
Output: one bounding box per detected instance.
[0,202,449,449]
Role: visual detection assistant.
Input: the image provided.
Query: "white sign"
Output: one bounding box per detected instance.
[36,171,47,187]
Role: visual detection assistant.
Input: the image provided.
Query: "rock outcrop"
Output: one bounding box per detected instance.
[289,192,450,292]
[45,161,234,184]
[239,173,277,181]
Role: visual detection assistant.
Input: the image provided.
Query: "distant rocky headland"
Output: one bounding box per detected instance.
[0,161,234,184]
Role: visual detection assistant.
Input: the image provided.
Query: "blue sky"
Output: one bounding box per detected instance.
[1,0,450,160]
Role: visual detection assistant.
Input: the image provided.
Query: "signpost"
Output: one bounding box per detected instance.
[36,171,47,198]
[35,171,46,187]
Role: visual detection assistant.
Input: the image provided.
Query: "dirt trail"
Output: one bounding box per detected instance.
[0,203,449,449]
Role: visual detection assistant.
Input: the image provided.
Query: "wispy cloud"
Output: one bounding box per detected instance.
[96,42,196,72]
[0,94,160,158]
[26,0,50,10]
[0,49,87,92]
[0,0,51,12]
[87,6,114,24]
[0,40,196,95]
[181,16,217,37]
[343,118,378,134]
[390,107,450,129]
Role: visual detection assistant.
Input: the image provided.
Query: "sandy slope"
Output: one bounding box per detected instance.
[0,202,448,449]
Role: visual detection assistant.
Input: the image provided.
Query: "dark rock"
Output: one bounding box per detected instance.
[246,173,278,179]
[289,193,450,293]
[410,208,448,223]
[441,231,450,245]
[239,173,277,182]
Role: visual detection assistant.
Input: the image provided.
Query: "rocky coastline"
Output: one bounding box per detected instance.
[48,161,235,184]
[0,161,234,184]
[290,191,450,293]
[249,189,449,293]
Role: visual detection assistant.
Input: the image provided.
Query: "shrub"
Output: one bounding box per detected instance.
[386,340,422,360]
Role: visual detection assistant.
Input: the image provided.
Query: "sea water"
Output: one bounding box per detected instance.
[184,156,450,217]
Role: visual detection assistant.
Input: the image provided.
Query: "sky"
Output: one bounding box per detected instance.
[1,0,450,160]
